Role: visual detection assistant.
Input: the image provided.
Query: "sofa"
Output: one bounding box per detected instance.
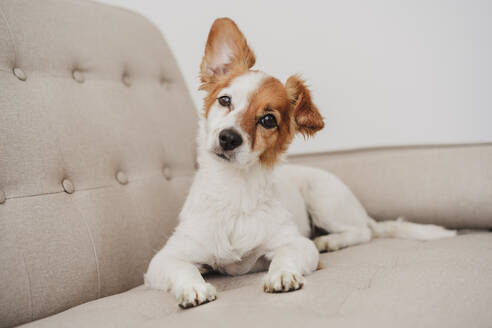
[1,0,491,327]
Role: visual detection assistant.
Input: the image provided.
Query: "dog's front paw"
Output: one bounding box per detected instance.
[177,282,217,309]
[263,271,305,293]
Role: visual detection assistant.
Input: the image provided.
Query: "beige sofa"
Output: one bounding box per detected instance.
[1,0,491,327]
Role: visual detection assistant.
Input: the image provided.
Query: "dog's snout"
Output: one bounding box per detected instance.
[219,129,243,151]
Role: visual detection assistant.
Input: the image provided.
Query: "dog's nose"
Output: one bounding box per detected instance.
[219,129,243,151]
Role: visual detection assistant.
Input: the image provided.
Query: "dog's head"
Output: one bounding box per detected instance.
[199,18,324,169]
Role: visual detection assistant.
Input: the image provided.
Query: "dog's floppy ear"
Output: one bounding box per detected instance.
[200,18,255,92]
[286,75,324,136]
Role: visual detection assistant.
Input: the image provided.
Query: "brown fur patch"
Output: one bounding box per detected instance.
[202,72,242,118]
[286,75,325,136]
[316,260,324,271]
[239,77,295,167]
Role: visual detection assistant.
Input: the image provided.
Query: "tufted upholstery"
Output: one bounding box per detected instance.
[0,0,197,326]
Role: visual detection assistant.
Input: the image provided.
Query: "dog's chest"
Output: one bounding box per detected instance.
[184,167,290,274]
[214,213,264,257]
[208,203,278,275]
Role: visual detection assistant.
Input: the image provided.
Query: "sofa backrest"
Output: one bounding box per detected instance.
[0,0,198,326]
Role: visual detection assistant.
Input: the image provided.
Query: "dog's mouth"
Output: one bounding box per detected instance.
[216,153,229,161]
[214,151,231,162]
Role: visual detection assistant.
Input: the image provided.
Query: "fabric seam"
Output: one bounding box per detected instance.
[73,200,102,299]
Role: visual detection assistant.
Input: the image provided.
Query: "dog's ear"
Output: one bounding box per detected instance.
[286,75,324,136]
[200,18,255,92]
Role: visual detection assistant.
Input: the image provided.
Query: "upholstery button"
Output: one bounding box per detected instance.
[115,171,128,185]
[0,190,6,204]
[160,76,169,84]
[162,167,172,180]
[13,67,27,81]
[122,74,131,87]
[72,70,84,83]
[62,179,75,194]
[160,76,172,90]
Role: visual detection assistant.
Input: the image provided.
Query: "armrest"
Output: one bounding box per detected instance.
[288,143,492,229]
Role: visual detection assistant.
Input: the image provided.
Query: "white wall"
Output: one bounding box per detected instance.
[99,0,492,154]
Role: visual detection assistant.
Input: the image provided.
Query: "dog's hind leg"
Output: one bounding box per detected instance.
[313,229,372,252]
[281,164,374,252]
[282,164,455,252]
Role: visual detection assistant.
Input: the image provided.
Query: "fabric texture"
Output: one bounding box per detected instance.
[20,233,492,328]
[1,0,491,327]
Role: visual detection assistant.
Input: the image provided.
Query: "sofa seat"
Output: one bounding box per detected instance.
[22,233,492,328]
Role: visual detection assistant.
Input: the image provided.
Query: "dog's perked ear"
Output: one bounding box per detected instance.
[200,18,256,92]
[286,75,325,136]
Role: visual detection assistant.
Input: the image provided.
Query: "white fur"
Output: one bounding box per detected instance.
[144,72,456,308]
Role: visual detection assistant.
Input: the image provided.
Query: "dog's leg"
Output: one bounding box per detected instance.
[313,229,372,252]
[284,165,374,251]
[144,236,216,308]
[284,164,455,251]
[263,235,318,293]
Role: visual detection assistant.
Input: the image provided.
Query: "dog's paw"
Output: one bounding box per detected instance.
[263,271,305,293]
[314,235,341,252]
[177,282,217,309]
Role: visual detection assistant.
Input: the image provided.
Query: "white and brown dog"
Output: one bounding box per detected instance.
[145,18,456,308]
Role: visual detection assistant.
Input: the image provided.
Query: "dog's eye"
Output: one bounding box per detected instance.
[258,114,278,129]
[218,96,231,107]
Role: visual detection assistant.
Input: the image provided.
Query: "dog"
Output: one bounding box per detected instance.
[144,17,456,308]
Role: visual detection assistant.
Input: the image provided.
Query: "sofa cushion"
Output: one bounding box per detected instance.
[20,233,492,328]
[0,0,197,326]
